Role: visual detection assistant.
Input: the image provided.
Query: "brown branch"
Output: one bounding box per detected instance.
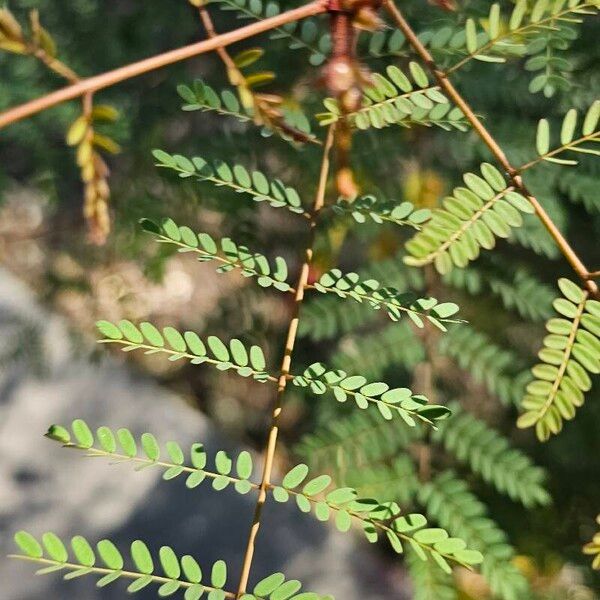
[236,124,336,597]
[0,0,327,130]
[382,0,598,298]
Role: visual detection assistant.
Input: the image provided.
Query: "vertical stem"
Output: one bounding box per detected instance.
[382,0,598,297]
[236,125,336,597]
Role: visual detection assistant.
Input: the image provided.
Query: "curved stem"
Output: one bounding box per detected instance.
[0,0,328,130]
[236,125,336,597]
[383,0,598,298]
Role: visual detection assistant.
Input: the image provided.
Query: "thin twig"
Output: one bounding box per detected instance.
[382,0,598,298]
[236,124,336,597]
[0,0,327,130]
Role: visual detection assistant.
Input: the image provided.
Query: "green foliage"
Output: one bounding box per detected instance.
[518,278,600,441]
[217,0,330,66]
[296,410,419,474]
[443,262,555,321]
[418,472,530,600]
[438,326,531,406]
[152,150,305,214]
[311,268,461,330]
[532,101,600,166]
[11,531,328,599]
[330,195,430,229]
[272,463,483,570]
[405,163,534,274]
[178,79,253,122]
[45,420,257,494]
[434,405,550,507]
[455,0,599,97]
[406,548,457,600]
[141,217,291,291]
[298,253,424,341]
[292,362,451,427]
[96,320,271,382]
[317,64,468,132]
[329,320,424,380]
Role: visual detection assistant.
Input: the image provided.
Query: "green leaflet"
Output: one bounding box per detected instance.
[330,195,431,229]
[11,531,329,599]
[176,79,313,143]
[317,63,468,132]
[141,217,291,292]
[528,102,600,167]
[177,79,252,122]
[310,269,461,331]
[518,278,600,441]
[292,362,452,427]
[275,465,483,568]
[96,320,271,382]
[405,163,533,274]
[44,419,257,494]
[152,150,305,214]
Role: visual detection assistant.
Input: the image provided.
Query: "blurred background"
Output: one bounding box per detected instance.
[1,0,599,598]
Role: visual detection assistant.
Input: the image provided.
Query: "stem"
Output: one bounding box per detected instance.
[0,0,327,130]
[236,125,336,597]
[382,0,599,298]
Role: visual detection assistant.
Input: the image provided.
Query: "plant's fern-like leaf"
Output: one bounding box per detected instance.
[311,269,461,330]
[95,320,272,382]
[217,0,331,66]
[273,464,483,570]
[330,195,431,229]
[317,64,468,132]
[330,320,425,380]
[443,262,555,321]
[341,455,420,507]
[299,253,424,341]
[296,410,420,474]
[140,217,291,291]
[405,163,534,274]
[434,404,550,507]
[365,24,467,62]
[583,515,600,570]
[526,101,600,168]
[45,420,259,495]
[292,362,452,427]
[406,547,458,600]
[152,150,306,215]
[517,278,600,441]
[177,79,252,122]
[11,531,328,599]
[438,326,532,406]
[176,79,314,143]
[418,472,531,600]
[559,170,600,213]
[454,0,598,72]
[298,295,378,341]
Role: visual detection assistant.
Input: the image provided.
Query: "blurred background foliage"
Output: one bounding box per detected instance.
[1,0,599,598]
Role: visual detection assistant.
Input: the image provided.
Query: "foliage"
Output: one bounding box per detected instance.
[3,0,600,597]
[12,530,329,599]
[518,278,600,441]
[404,163,534,273]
